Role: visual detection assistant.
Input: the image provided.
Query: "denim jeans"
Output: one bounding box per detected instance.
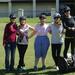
[4,42,16,69]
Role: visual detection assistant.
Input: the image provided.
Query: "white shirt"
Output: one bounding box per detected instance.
[35,23,50,36]
[50,22,64,44]
[17,24,32,45]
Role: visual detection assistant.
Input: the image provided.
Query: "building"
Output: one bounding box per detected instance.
[0,0,55,17]
[0,0,75,17]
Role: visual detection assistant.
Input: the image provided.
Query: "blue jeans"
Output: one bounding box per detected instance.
[4,42,16,69]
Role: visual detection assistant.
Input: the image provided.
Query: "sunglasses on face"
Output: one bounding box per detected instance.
[54,17,61,19]
[65,10,70,13]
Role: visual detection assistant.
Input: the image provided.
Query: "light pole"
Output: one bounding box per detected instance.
[33,0,36,17]
[8,0,12,16]
[56,0,59,12]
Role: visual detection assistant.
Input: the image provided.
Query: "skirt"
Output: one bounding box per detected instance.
[34,36,50,58]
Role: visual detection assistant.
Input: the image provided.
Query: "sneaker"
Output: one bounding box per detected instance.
[17,67,22,72]
[21,66,26,71]
[56,66,59,71]
[10,67,15,71]
[5,68,10,72]
[34,66,38,71]
[42,65,46,70]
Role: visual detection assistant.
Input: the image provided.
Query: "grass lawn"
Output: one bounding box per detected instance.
[0,17,75,75]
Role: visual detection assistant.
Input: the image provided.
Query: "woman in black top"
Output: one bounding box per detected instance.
[62,6,75,58]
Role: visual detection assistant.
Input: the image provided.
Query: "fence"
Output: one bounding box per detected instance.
[0,9,51,18]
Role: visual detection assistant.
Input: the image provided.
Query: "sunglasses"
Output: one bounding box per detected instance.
[54,17,61,19]
[65,10,70,13]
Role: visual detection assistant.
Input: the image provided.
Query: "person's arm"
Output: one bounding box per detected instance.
[29,25,35,31]
[62,17,71,30]
[9,23,17,32]
[28,26,36,39]
[62,17,75,31]
[3,24,8,47]
[62,21,69,29]
[48,24,52,34]
[28,31,36,39]
[71,17,75,31]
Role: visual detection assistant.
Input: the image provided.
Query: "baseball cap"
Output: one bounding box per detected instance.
[64,6,71,13]
[19,16,26,21]
[9,14,16,19]
[39,14,46,19]
[53,13,61,19]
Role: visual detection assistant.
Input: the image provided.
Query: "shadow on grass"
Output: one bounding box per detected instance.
[0,66,75,75]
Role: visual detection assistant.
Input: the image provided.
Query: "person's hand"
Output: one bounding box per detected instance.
[19,31,24,37]
[3,43,6,48]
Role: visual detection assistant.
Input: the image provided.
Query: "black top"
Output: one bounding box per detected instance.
[62,16,75,37]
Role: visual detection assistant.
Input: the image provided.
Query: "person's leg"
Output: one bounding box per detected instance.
[5,42,10,70]
[63,38,70,58]
[41,36,50,68]
[57,44,62,57]
[34,36,41,70]
[34,57,39,71]
[56,44,62,66]
[35,57,39,66]
[41,57,46,70]
[17,44,22,68]
[71,38,75,56]
[21,45,28,67]
[10,42,16,70]
[51,44,57,66]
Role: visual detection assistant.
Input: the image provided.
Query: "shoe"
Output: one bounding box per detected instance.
[10,67,15,71]
[56,66,59,71]
[21,66,26,71]
[17,67,22,72]
[34,66,38,71]
[5,68,10,72]
[42,65,46,70]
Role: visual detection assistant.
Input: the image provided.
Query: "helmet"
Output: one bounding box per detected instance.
[39,14,46,19]
[9,14,16,19]
[63,6,70,13]
[19,16,26,21]
[53,13,61,19]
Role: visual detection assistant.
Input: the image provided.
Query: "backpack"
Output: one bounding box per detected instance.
[57,56,68,72]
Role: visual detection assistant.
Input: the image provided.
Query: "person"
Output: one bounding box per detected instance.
[62,6,75,59]
[49,13,64,70]
[29,14,50,71]
[3,14,17,71]
[17,16,34,71]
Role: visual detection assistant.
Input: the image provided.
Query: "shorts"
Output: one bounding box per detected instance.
[34,36,50,58]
